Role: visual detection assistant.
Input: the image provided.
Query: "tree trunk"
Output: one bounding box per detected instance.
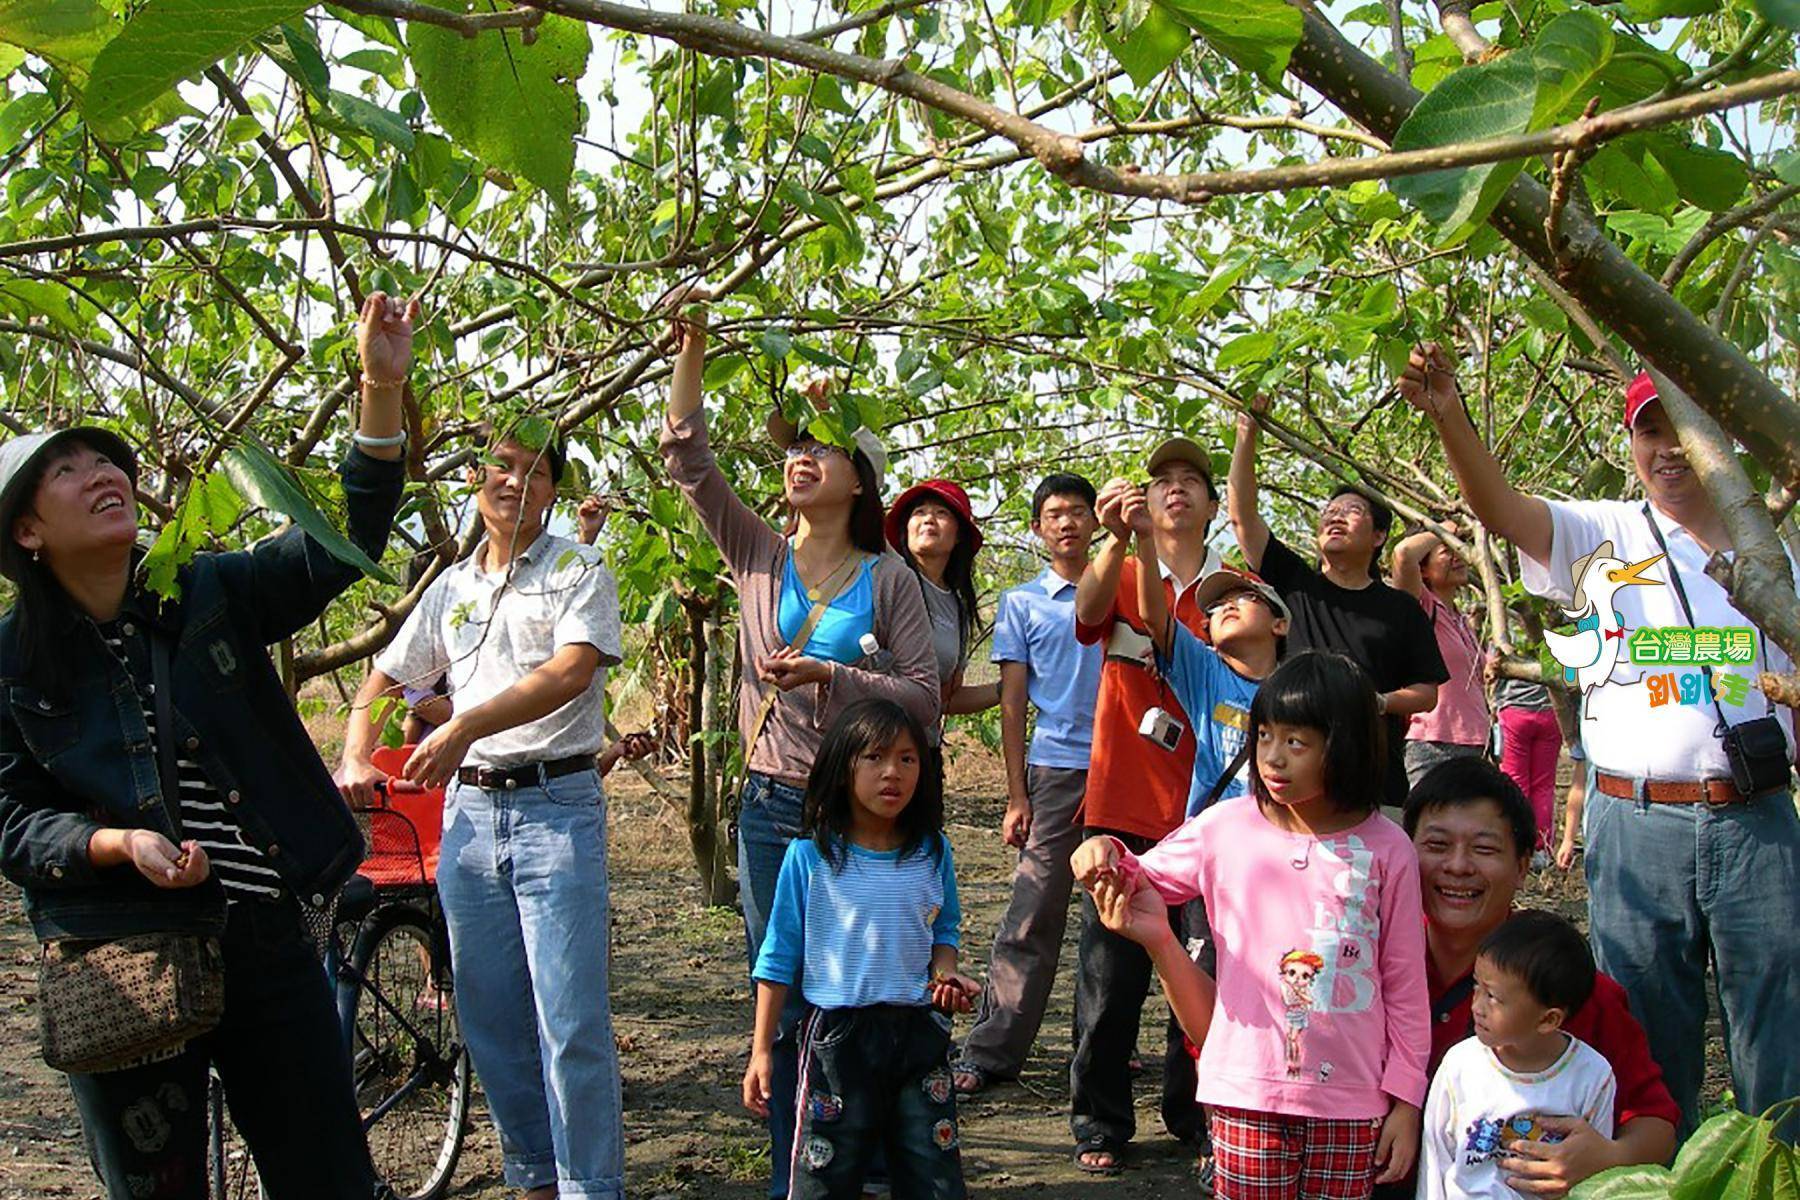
[702,612,734,907]
[685,598,734,907]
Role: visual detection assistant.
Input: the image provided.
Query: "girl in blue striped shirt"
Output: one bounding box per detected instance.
[743,699,980,1199]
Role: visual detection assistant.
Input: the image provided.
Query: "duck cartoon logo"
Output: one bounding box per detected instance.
[1543,540,1665,712]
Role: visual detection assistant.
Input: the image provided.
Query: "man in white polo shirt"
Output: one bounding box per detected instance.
[1400,345,1799,1138]
[341,423,625,1200]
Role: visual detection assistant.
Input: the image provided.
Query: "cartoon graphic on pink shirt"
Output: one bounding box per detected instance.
[1279,949,1324,1077]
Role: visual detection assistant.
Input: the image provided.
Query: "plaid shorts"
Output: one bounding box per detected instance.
[1210,1106,1382,1200]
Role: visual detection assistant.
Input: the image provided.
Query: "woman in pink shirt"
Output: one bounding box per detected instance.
[1391,528,1492,790]
[1073,651,1430,1200]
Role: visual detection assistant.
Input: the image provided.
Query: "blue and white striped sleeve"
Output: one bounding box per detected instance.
[932,838,962,949]
[752,839,814,986]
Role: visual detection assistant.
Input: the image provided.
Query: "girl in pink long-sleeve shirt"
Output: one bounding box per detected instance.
[1074,651,1430,1200]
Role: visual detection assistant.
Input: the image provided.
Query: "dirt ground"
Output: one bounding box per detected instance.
[0,745,1725,1199]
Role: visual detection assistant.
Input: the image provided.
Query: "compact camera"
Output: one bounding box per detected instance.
[1139,706,1186,752]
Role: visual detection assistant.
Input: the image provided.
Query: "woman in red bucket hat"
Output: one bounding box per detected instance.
[887,480,1000,722]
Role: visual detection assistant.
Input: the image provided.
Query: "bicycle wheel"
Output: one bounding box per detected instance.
[345,902,470,1200]
[207,1070,262,1200]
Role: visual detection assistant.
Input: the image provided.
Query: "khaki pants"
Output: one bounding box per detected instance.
[959,765,1087,1078]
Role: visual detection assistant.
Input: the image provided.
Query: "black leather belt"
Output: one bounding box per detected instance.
[456,755,595,791]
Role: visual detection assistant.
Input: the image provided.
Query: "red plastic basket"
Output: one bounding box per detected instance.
[354,745,444,887]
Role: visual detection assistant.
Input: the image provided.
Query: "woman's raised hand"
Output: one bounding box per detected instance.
[1398,341,1462,421]
[657,281,713,353]
[357,292,420,386]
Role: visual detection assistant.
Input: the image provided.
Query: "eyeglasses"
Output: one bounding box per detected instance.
[1205,591,1266,616]
[1320,502,1373,523]
[785,442,849,464]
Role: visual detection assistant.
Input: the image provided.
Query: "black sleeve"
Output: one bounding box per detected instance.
[1400,594,1451,685]
[207,447,407,646]
[1257,534,1313,594]
[0,701,104,890]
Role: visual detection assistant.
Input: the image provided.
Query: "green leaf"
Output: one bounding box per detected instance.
[1191,246,1256,313]
[0,0,114,74]
[84,0,313,124]
[1216,330,1277,368]
[1648,137,1748,211]
[756,328,792,361]
[702,353,746,387]
[1588,140,1680,214]
[1157,0,1301,87]
[1568,1164,1674,1199]
[1752,0,1800,29]
[264,20,328,100]
[1390,55,1540,243]
[328,89,415,150]
[220,439,396,584]
[1103,0,1190,86]
[0,276,83,333]
[0,41,21,76]
[1670,1109,1761,1200]
[195,470,243,531]
[1622,0,1719,18]
[409,4,591,202]
[895,345,924,381]
[1530,10,1614,126]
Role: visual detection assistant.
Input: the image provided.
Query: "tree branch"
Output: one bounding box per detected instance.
[1648,369,1800,680]
[1278,8,1800,493]
[330,0,543,37]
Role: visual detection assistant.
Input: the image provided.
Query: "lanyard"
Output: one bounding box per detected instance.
[1638,504,1768,736]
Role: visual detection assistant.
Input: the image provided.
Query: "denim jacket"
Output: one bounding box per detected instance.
[0,448,404,941]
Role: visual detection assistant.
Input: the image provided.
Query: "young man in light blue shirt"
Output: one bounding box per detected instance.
[954,474,1103,1094]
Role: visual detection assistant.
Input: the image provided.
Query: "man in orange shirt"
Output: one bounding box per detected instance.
[1069,436,1225,1173]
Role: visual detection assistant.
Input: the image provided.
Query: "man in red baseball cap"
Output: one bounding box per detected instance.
[1399,343,1800,1152]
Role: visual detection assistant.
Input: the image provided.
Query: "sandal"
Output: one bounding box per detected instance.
[951,1060,994,1097]
[1074,1138,1126,1175]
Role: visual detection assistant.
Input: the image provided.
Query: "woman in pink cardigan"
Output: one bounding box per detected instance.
[659,290,940,1198]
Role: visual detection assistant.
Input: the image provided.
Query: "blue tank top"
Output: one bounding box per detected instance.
[777,552,876,664]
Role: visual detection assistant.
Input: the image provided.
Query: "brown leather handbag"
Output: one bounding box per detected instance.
[38,932,225,1073]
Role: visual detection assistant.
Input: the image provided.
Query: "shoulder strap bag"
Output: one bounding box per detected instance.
[742,551,871,769]
[1639,505,1791,798]
[37,627,225,1075]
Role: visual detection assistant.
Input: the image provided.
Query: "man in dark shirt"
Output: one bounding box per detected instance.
[1226,399,1447,805]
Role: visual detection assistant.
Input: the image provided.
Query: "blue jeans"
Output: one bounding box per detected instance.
[67,895,378,1200]
[1585,783,1800,1137]
[789,1006,965,1200]
[438,771,623,1197]
[738,771,810,1197]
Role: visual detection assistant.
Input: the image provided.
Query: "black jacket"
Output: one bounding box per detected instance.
[0,448,404,940]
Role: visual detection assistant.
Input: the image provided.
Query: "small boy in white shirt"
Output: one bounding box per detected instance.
[1420,911,1617,1200]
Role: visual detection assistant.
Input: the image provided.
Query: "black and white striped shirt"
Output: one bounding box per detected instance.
[100,623,281,902]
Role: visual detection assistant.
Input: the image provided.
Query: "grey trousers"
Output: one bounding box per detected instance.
[959,765,1087,1079]
[1402,738,1485,790]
